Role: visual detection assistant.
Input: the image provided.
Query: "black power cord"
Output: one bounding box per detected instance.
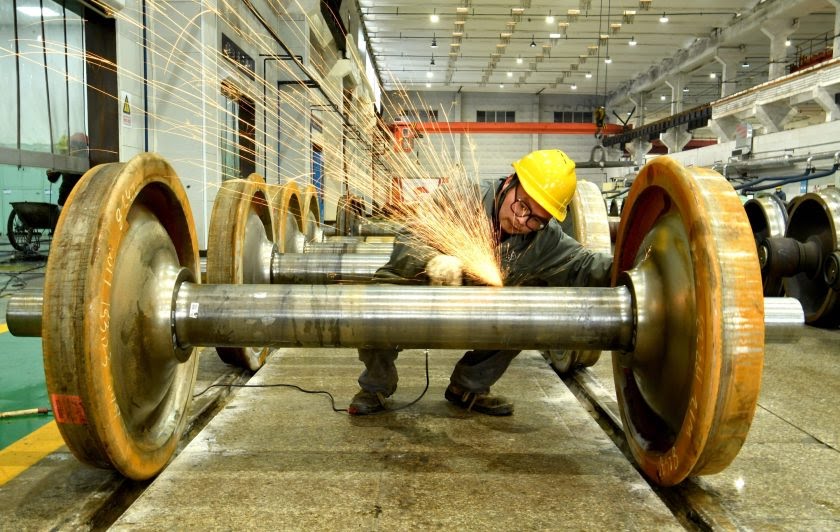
[192,349,431,415]
[0,263,47,298]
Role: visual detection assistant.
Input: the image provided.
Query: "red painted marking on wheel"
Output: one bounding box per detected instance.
[50,394,87,425]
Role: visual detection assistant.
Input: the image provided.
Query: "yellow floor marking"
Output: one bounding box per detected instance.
[0,421,64,486]
[0,323,8,334]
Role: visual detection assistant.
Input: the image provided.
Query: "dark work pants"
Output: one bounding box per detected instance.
[357,348,521,395]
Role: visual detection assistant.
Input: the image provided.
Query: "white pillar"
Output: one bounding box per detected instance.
[828,0,840,58]
[760,17,799,81]
[715,47,744,98]
[754,101,796,133]
[629,92,649,129]
[660,125,692,153]
[664,74,687,115]
[707,116,739,143]
[625,138,652,167]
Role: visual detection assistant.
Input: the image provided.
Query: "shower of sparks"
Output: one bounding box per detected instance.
[2,0,505,285]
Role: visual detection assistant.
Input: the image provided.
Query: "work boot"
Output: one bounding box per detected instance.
[445,384,513,416]
[348,389,388,416]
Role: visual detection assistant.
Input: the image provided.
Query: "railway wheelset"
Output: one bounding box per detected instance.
[743,189,840,326]
[7,152,804,488]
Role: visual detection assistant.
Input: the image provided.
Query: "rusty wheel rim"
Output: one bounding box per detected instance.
[744,193,788,296]
[612,156,764,486]
[207,174,275,370]
[547,180,611,372]
[783,188,840,326]
[301,184,323,243]
[271,182,304,253]
[42,153,199,480]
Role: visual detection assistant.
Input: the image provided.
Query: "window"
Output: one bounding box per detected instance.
[0,0,87,160]
[400,108,438,122]
[477,110,515,122]
[220,80,256,180]
[553,110,594,123]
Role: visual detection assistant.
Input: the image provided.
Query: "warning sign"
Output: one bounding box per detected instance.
[121,91,132,127]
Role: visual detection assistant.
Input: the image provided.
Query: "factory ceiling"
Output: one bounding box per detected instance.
[357,0,836,116]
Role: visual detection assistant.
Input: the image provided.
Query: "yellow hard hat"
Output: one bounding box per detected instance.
[512,149,577,222]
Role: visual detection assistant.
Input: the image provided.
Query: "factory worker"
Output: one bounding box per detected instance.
[350,149,613,416]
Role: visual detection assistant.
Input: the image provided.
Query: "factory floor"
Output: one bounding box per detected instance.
[0,255,838,529]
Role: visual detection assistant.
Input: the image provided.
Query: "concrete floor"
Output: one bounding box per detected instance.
[587,325,840,530]
[110,324,840,530]
[111,348,682,530]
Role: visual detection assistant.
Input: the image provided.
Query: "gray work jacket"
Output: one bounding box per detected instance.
[374,179,613,288]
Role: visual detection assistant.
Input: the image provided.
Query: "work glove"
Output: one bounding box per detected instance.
[426,255,464,286]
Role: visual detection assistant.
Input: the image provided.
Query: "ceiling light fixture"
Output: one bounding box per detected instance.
[546,10,555,24]
[585,72,593,78]
[530,35,537,47]
[570,83,578,90]
[431,34,437,48]
[709,72,716,79]
[628,36,637,46]
[426,70,434,78]
[516,55,523,64]
[660,95,666,101]
[500,83,505,88]
[741,60,750,68]
[430,9,439,23]
[683,87,689,92]
[785,38,791,47]
[430,55,435,66]
[507,71,513,77]
[660,13,669,23]
[604,56,612,64]
[426,82,431,87]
